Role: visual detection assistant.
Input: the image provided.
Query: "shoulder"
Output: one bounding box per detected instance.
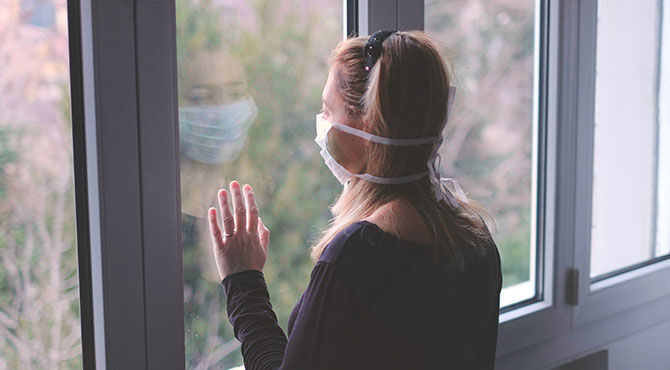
[317,221,375,264]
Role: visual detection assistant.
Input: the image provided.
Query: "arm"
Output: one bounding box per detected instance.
[223,260,359,370]
[222,270,287,370]
[210,182,362,369]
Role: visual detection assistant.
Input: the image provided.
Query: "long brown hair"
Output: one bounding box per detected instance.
[310,31,495,273]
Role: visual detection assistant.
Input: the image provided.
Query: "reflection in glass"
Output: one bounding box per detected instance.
[0,1,83,368]
[591,0,670,278]
[176,1,342,368]
[425,0,538,306]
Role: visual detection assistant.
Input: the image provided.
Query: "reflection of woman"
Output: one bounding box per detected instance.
[208,31,502,369]
[179,51,255,218]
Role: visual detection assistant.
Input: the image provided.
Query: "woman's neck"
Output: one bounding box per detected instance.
[363,199,433,245]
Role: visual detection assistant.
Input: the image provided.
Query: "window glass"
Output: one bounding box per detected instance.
[591,0,670,278]
[0,1,83,368]
[425,0,539,307]
[175,1,342,368]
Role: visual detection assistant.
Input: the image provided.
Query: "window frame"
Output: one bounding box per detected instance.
[71,0,184,367]
[491,0,573,355]
[496,0,670,367]
[569,0,670,328]
[69,0,670,368]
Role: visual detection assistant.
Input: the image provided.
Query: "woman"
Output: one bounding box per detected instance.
[208,30,502,370]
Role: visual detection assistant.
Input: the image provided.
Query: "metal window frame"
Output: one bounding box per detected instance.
[71,0,184,367]
[357,0,424,36]
[67,0,95,366]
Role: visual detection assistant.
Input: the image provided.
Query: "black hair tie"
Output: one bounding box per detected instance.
[363,30,397,72]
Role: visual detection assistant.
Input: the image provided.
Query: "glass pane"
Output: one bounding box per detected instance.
[591,0,670,278]
[0,1,83,368]
[425,0,539,307]
[175,1,342,368]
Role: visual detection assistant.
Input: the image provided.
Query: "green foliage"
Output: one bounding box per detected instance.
[0,125,19,199]
[497,208,531,287]
[175,0,225,67]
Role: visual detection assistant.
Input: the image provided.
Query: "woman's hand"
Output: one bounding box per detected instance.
[208,181,270,281]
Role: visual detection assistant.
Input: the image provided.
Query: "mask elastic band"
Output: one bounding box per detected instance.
[328,120,442,146]
[354,171,429,184]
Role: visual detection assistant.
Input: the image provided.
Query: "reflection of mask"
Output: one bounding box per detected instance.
[179,98,258,165]
[314,86,469,208]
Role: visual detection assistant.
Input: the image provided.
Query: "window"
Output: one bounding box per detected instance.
[0,1,82,368]
[175,1,343,368]
[591,0,670,279]
[425,0,541,308]
[64,0,670,366]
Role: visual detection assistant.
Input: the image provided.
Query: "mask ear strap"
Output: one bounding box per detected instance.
[354,171,429,184]
[428,86,468,207]
[329,120,442,146]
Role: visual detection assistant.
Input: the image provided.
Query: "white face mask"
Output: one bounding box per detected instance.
[313,87,468,208]
[179,98,258,165]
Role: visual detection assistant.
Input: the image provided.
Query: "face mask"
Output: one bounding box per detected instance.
[179,98,258,165]
[314,87,468,208]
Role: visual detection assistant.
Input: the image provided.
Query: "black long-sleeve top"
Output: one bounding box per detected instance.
[222,220,503,370]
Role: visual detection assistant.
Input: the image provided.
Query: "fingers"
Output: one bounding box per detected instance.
[230,181,246,232]
[244,184,259,233]
[208,208,224,249]
[258,216,270,251]
[218,189,235,237]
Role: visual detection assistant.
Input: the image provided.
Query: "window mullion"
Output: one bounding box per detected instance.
[79,0,148,366]
[78,0,184,368]
[135,0,185,368]
[571,0,598,308]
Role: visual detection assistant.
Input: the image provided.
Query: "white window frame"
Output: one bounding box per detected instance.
[494,0,670,368]
[69,0,670,368]
[568,0,670,328]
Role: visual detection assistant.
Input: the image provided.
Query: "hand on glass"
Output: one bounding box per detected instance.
[208,181,270,281]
